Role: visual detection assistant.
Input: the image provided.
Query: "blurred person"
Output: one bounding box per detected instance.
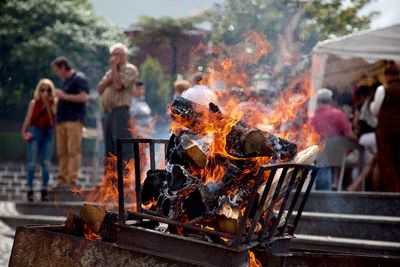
[52,57,89,188]
[181,73,218,106]
[370,61,400,192]
[353,85,377,137]
[337,90,353,120]
[97,43,139,161]
[312,88,356,140]
[311,88,357,190]
[21,79,56,201]
[173,79,191,97]
[348,85,379,191]
[129,81,152,138]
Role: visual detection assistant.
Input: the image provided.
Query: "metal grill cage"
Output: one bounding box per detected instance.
[116,138,318,252]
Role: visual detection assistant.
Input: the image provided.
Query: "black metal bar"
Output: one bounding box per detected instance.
[292,168,318,232]
[133,141,142,212]
[116,139,125,224]
[281,168,310,233]
[232,170,265,248]
[259,167,289,241]
[149,140,156,170]
[246,168,277,242]
[267,167,299,238]
[126,211,236,241]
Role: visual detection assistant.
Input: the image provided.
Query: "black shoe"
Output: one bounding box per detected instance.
[41,189,49,201]
[27,190,34,202]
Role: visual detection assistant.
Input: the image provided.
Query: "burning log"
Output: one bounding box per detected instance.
[170,96,297,160]
[64,211,84,236]
[80,204,107,234]
[64,204,119,241]
[141,169,167,205]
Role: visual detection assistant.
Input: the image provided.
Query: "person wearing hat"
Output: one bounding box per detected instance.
[370,61,400,192]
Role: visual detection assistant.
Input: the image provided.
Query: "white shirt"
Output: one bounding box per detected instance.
[181,85,219,107]
[370,85,385,116]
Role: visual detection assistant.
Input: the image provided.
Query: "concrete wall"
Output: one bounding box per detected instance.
[0,163,103,201]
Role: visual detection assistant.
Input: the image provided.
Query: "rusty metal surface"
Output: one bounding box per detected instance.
[117,224,250,267]
[9,226,195,267]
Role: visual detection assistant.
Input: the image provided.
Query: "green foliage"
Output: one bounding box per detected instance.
[204,0,376,54]
[0,0,126,120]
[130,16,202,80]
[140,57,171,116]
[0,132,26,161]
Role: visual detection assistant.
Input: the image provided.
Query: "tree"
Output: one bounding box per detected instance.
[0,0,126,121]
[139,57,171,117]
[205,0,375,53]
[200,0,377,87]
[129,16,203,91]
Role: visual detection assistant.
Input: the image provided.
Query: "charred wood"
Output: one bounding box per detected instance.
[170,96,297,160]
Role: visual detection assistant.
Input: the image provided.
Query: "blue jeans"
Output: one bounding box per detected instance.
[26,126,54,189]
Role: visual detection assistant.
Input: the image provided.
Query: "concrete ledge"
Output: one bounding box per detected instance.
[303,191,400,216]
[292,234,400,257]
[0,214,65,229]
[296,211,400,242]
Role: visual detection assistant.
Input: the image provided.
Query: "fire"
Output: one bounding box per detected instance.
[83,224,100,240]
[248,250,262,267]
[141,198,157,210]
[171,32,320,186]
[85,154,137,211]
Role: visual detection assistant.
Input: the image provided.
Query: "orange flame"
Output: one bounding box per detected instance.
[83,224,100,240]
[248,250,262,267]
[85,154,137,211]
[172,32,320,186]
[141,198,157,210]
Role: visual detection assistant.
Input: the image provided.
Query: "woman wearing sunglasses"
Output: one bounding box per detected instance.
[21,79,56,201]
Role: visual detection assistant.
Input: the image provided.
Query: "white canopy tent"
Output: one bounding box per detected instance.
[311,23,400,91]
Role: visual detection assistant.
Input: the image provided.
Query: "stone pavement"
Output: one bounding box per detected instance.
[0,221,14,267]
[0,202,17,266]
[0,202,19,266]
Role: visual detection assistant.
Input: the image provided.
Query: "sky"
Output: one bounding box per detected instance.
[89,0,218,27]
[89,0,400,30]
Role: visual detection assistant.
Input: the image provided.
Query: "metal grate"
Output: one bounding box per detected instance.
[116,138,318,253]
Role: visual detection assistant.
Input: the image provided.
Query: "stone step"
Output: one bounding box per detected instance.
[0,201,133,218]
[0,214,65,229]
[302,191,400,216]
[296,211,400,242]
[14,201,83,217]
[291,234,400,257]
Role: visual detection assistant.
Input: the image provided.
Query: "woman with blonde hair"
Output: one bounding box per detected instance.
[21,79,56,201]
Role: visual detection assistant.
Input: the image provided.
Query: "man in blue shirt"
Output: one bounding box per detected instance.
[52,57,89,187]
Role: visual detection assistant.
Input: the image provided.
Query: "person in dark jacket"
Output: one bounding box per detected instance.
[370,61,400,192]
